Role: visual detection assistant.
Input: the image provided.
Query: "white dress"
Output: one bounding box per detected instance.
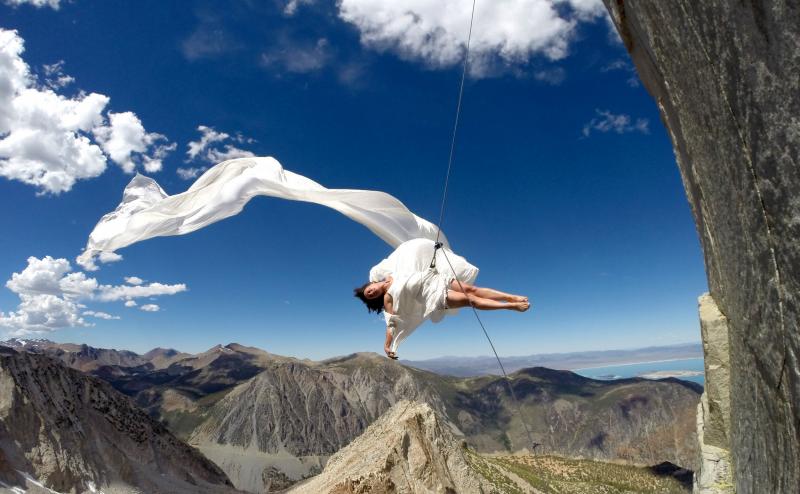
[75,157,481,352]
[369,239,479,352]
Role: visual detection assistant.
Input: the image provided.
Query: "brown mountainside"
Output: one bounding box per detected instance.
[0,347,236,494]
[1,340,701,493]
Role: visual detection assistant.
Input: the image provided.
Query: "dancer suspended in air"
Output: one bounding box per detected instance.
[78,158,531,360]
[354,238,529,360]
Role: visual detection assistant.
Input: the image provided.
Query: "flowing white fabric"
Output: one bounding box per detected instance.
[77,157,448,270]
[77,157,478,352]
[372,239,479,352]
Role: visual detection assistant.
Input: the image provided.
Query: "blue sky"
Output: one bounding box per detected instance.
[0,0,707,360]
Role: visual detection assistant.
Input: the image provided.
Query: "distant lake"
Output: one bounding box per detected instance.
[573,358,705,386]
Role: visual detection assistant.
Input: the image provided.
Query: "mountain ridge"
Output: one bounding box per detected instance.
[0,346,237,494]
[1,338,701,493]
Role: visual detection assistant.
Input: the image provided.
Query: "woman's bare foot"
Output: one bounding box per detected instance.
[506,294,528,303]
[511,301,530,312]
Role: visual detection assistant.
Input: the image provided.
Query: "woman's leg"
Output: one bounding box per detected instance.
[449,281,527,303]
[446,291,529,312]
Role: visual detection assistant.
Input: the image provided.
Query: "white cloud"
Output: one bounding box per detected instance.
[176,166,206,180]
[41,61,75,89]
[600,58,640,87]
[261,37,330,74]
[565,0,606,19]
[0,294,85,335]
[77,250,124,273]
[186,125,229,160]
[93,111,175,174]
[124,276,143,285]
[600,59,628,72]
[5,256,71,295]
[336,0,605,76]
[3,0,61,8]
[581,109,649,138]
[283,0,314,16]
[140,304,160,312]
[0,29,171,194]
[205,144,255,163]
[82,310,119,320]
[179,125,254,179]
[0,256,186,335]
[94,282,187,302]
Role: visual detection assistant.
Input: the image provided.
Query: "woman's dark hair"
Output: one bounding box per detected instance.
[354,282,384,314]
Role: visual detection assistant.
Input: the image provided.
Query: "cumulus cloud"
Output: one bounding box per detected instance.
[93,112,176,173]
[82,310,120,320]
[0,29,171,194]
[205,144,255,163]
[581,109,649,138]
[124,276,143,285]
[140,304,160,312]
[3,0,61,8]
[0,294,84,334]
[94,282,187,302]
[0,256,186,335]
[178,125,254,179]
[98,251,123,265]
[77,251,124,272]
[186,125,228,160]
[336,0,606,76]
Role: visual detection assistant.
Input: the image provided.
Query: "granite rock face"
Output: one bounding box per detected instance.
[603,2,800,492]
[695,294,734,493]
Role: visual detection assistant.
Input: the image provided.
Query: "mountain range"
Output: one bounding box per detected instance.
[0,346,235,493]
[401,342,703,377]
[0,338,701,493]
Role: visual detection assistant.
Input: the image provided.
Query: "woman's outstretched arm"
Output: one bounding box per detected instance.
[384,326,397,359]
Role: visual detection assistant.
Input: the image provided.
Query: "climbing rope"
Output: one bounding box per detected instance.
[433,0,477,248]
[430,0,539,454]
[440,249,539,453]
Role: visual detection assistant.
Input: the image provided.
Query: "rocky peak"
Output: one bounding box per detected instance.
[289,400,489,494]
[0,338,55,348]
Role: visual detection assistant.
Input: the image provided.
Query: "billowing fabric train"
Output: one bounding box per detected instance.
[78,157,481,352]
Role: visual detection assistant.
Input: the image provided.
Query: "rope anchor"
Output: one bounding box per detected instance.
[428,241,444,269]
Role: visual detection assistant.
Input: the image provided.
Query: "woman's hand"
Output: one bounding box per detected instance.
[384,326,396,359]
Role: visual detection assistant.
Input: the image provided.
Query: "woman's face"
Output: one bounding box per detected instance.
[363,282,384,300]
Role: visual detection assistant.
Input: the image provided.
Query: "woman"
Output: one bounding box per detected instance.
[355,242,529,359]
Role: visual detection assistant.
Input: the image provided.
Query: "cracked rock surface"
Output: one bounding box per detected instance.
[604,1,800,492]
